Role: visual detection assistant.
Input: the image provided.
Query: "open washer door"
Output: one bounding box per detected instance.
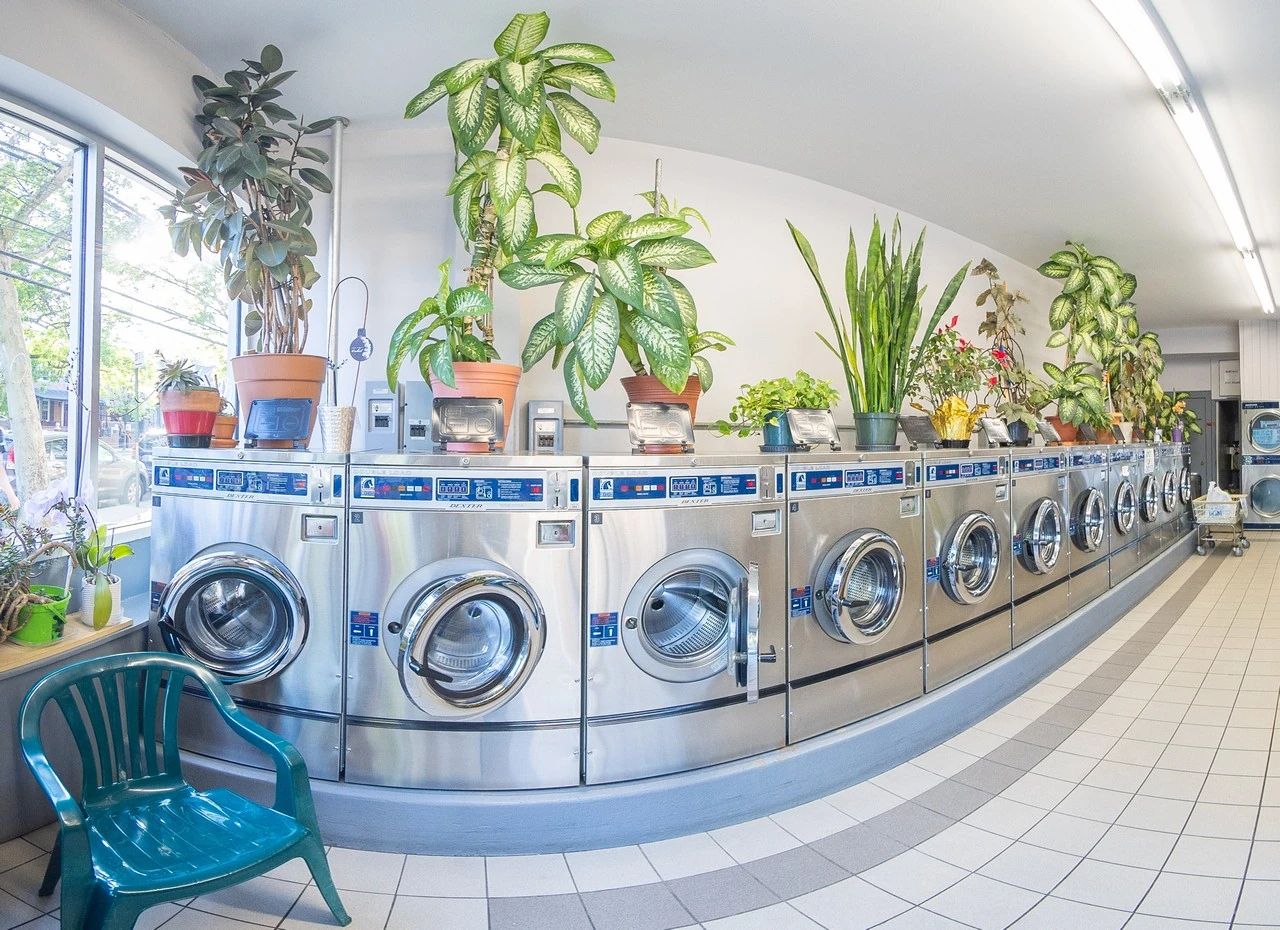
[1074,488,1107,552]
[1019,498,1064,574]
[1249,410,1280,454]
[1114,479,1137,535]
[1178,467,1193,504]
[395,569,546,718]
[941,512,1001,605]
[1161,471,1177,513]
[1140,475,1159,523]
[815,530,905,643]
[157,549,307,684]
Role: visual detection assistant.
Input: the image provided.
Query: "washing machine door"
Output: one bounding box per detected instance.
[621,549,746,684]
[396,571,546,717]
[157,551,307,684]
[1248,411,1280,454]
[1073,488,1107,552]
[816,531,905,642]
[1178,467,1193,504]
[1113,479,1137,534]
[1020,498,1063,574]
[1140,475,1159,523]
[941,512,1001,605]
[1250,475,1280,519]
[1161,471,1177,512]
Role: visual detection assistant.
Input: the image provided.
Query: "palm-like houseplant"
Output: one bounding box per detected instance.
[164,45,344,447]
[399,11,615,445]
[789,215,969,450]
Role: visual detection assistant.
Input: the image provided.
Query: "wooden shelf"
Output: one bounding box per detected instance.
[0,616,147,683]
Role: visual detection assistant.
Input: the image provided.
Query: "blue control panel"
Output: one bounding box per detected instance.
[925,459,1003,483]
[1013,454,1064,474]
[437,477,544,502]
[1070,451,1107,467]
[592,472,758,502]
[215,469,308,496]
[1243,401,1280,410]
[791,464,906,495]
[153,465,214,491]
[1110,449,1138,462]
[353,475,433,501]
[1244,455,1280,465]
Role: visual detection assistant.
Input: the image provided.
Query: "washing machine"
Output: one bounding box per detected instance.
[1066,447,1110,608]
[1156,443,1180,549]
[1135,443,1163,563]
[149,449,346,780]
[786,452,924,743]
[1241,402,1280,530]
[1173,443,1194,538]
[584,454,786,784]
[1108,445,1144,584]
[1010,450,1070,647]
[922,451,1012,690]
[343,454,583,790]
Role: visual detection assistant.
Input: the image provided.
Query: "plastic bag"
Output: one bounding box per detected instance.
[1206,481,1231,502]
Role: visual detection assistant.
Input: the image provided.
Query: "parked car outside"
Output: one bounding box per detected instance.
[4,432,149,506]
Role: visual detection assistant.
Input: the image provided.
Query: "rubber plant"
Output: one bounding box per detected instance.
[973,259,1045,439]
[716,371,839,439]
[503,194,730,426]
[788,215,969,450]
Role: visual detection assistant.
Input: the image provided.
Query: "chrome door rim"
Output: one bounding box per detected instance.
[398,571,545,717]
[1140,475,1159,522]
[621,548,743,683]
[1161,472,1177,512]
[942,511,1000,605]
[1250,475,1280,519]
[1114,480,1137,534]
[157,551,307,684]
[1178,467,1192,503]
[1021,498,1063,574]
[816,530,905,642]
[1249,412,1280,454]
[1074,488,1106,552]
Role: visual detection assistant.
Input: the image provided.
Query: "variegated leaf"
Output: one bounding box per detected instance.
[545,63,616,101]
[522,313,558,370]
[599,246,645,308]
[488,150,528,213]
[538,42,614,63]
[634,236,715,269]
[494,12,550,59]
[548,92,601,152]
[577,295,620,389]
[616,214,690,243]
[555,272,596,341]
[530,149,581,207]
[497,58,545,104]
[498,189,535,253]
[586,210,628,240]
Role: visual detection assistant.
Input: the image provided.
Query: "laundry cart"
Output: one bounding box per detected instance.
[1193,493,1249,557]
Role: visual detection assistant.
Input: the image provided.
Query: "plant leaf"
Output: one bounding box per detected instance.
[555,272,596,340]
[599,246,645,308]
[530,149,581,207]
[448,79,492,142]
[586,209,628,240]
[639,269,682,327]
[577,295,620,388]
[563,349,596,427]
[498,189,535,253]
[405,68,451,118]
[488,150,528,213]
[499,261,580,289]
[548,92,601,152]
[538,42,614,63]
[545,235,590,269]
[545,63,616,101]
[692,354,713,392]
[522,313,559,370]
[497,58,545,105]
[634,236,715,269]
[494,12,550,58]
[616,215,690,243]
[498,86,543,149]
[426,339,456,388]
[667,275,698,330]
[445,58,496,94]
[625,313,691,392]
[386,297,439,388]
[446,284,493,319]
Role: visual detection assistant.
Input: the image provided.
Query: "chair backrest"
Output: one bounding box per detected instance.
[19,652,220,806]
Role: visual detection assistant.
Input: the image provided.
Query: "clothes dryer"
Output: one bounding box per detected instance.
[1010,450,1070,646]
[1066,447,1109,608]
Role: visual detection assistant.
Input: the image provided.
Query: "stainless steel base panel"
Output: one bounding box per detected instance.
[1012,577,1071,647]
[585,692,787,785]
[925,607,1012,691]
[344,719,581,790]
[1110,539,1142,585]
[788,646,923,743]
[177,689,341,781]
[1068,554,1110,612]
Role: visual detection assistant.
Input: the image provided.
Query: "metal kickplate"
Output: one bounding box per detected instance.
[627,402,694,453]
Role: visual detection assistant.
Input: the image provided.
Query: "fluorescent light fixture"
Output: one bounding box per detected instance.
[1091,0,1275,313]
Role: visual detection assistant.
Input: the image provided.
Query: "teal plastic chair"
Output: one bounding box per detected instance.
[19,652,351,930]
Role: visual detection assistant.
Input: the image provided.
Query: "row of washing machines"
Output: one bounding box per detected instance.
[148,443,1193,793]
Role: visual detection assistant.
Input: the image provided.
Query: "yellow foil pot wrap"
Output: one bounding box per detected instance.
[929,396,987,441]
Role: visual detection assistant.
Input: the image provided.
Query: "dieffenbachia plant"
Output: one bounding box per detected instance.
[404,11,615,350]
[501,200,730,425]
[1039,242,1139,363]
[385,259,497,389]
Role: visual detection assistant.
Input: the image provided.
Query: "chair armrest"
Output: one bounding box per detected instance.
[19,741,86,832]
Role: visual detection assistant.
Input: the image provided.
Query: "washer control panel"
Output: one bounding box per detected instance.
[349,469,578,511]
[923,457,1006,484]
[788,461,912,497]
[1012,453,1065,474]
[152,458,344,506]
[589,466,779,508]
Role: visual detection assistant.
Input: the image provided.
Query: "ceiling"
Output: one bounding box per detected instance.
[116,0,1276,331]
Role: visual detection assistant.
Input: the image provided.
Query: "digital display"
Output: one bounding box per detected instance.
[1013,455,1063,474]
[594,472,757,502]
[670,477,700,496]
[437,478,471,497]
[926,460,1002,482]
[1071,451,1107,467]
[215,470,308,496]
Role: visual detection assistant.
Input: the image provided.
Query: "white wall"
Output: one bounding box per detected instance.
[333,123,1065,452]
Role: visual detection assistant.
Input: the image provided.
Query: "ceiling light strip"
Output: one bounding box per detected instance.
[1091,0,1275,314]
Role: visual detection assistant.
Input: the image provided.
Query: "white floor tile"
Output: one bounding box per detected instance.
[1183,800,1260,838]
[860,849,968,904]
[1114,794,1193,833]
[771,799,857,843]
[978,841,1079,893]
[709,816,801,863]
[923,873,1040,930]
[1164,834,1252,878]
[703,901,822,928]
[1052,859,1156,910]
[324,847,405,895]
[484,854,574,897]
[189,875,306,926]
[398,855,486,898]
[565,845,659,892]
[1019,812,1109,856]
[1235,879,1280,924]
[385,895,489,930]
[1088,824,1177,870]
[826,782,907,821]
[640,832,736,880]
[282,886,394,930]
[916,822,1013,870]
[790,875,912,930]
[1136,872,1243,923]
[962,797,1044,839]
[1009,895,1128,929]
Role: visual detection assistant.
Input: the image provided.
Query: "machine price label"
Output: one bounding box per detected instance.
[926,556,941,582]
[353,475,433,501]
[1013,455,1063,473]
[153,465,214,490]
[349,611,379,647]
[435,477,543,503]
[1110,449,1136,462]
[789,585,813,618]
[1243,401,1280,409]
[589,612,619,647]
[215,469,308,496]
[925,460,1002,482]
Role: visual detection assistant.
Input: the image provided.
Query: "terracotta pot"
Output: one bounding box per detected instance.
[621,375,702,454]
[430,361,522,452]
[159,388,219,441]
[1094,429,1118,445]
[1047,415,1079,444]
[231,353,327,449]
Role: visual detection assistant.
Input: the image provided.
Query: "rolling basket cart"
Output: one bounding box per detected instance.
[1193,493,1250,557]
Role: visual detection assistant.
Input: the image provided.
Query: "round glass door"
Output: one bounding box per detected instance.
[398,571,545,716]
[1178,467,1193,504]
[816,531,904,642]
[1020,498,1063,574]
[942,512,1000,605]
[621,549,743,683]
[1113,480,1137,534]
[1250,475,1280,519]
[157,552,306,683]
[1249,411,1280,453]
[1140,475,1159,522]
[1161,472,1177,513]
[1074,488,1106,552]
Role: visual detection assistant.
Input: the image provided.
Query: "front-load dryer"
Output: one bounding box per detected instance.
[584,454,786,784]
[922,452,1012,690]
[1242,402,1280,455]
[1243,453,1280,530]
[1066,447,1109,608]
[1108,446,1143,584]
[344,454,583,790]
[149,449,346,780]
[786,452,924,743]
[1155,443,1180,550]
[1010,450,1070,647]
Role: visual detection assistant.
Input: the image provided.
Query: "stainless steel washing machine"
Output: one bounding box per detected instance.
[1108,445,1144,584]
[1066,447,1109,608]
[786,452,924,743]
[1010,450,1070,647]
[1242,401,1280,455]
[1156,443,1180,550]
[1173,443,1194,538]
[1136,444,1163,563]
[1243,453,1280,530]
[584,454,786,784]
[149,449,346,780]
[343,454,583,790]
[922,451,1011,690]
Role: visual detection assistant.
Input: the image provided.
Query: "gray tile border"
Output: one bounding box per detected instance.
[863,803,955,848]
[664,865,778,922]
[984,739,1054,772]
[742,845,849,899]
[488,893,593,930]
[811,823,911,874]
[580,882,697,930]
[952,759,1025,794]
[1010,720,1077,750]
[1037,705,1095,729]
[913,779,994,820]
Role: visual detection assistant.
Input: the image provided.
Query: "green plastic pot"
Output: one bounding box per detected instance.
[11,585,70,647]
[853,412,899,451]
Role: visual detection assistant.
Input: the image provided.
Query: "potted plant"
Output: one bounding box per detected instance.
[164,45,343,448]
[399,12,616,447]
[0,505,73,647]
[1033,361,1109,444]
[46,495,132,630]
[716,371,840,450]
[910,318,1000,448]
[1039,242,1139,364]
[973,259,1044,445]
[212,396,238,449]
[1142,390,1202,443]
[156,355,220,448]
[1099,330,1164,442]
[789,215,969,450]
[502,195,731,430]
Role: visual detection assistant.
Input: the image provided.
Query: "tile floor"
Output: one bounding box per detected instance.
[5,540,1280,929]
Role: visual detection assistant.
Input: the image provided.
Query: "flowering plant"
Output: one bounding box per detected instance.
[973,259,1046,430]
[912,318,1000,409]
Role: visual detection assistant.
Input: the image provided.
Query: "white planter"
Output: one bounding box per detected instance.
[74,575,122,628]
